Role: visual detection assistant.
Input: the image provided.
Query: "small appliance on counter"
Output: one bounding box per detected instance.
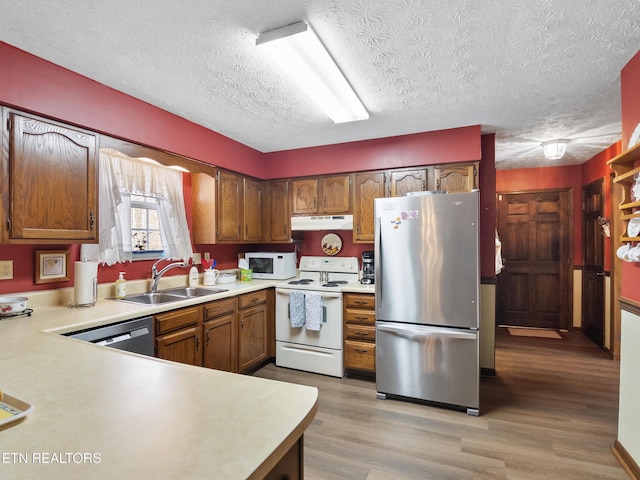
[361,251,374,284]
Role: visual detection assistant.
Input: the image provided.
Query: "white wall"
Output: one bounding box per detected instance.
[573,269,582,330]
[618,309,640,463]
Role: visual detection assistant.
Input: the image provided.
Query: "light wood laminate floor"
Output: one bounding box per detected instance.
[254,330,626,479]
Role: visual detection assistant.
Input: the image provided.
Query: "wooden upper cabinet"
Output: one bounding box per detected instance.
[292,174,351,215]
[321,174,351,214]
[192,172,217,244]
[265,179,290,243]
[192,170,264,244]
[353,172,385,243]
[292,178,318,214]
[243,177,263,242]
[217,170,244,242]
[3,110,98,243]
[389,168,428,197]
[431,162,478,193]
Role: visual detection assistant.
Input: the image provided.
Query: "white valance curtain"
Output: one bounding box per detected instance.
[81,148,193,266]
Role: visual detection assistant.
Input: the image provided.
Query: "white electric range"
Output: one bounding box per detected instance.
[274,256,359,377]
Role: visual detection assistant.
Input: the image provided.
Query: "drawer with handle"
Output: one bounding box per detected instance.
[345,324,375,341]
[344,294,375,309]
[345,309,375,325]
[344,340,375,371]
[238,289,267,309]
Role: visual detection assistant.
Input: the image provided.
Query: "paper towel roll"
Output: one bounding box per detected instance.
[74,261,98,306]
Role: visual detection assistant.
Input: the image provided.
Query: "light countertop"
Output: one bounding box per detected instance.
[341,283,375,294]
[0,277,318,479]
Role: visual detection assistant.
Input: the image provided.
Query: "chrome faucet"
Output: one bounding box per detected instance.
[150,258,190,293]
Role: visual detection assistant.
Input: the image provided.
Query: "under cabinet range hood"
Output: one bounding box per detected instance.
[291,214,353,231]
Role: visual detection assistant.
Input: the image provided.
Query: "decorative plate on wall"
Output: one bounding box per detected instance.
[321,234,342,256]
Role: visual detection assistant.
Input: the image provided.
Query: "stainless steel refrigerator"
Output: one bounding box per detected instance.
[374,190,480,416]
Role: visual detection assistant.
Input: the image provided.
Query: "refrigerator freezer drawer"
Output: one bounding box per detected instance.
[376,321,479,413]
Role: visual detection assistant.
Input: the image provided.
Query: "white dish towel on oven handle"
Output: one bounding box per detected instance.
[305,292,323,331]
[289,290,306,328]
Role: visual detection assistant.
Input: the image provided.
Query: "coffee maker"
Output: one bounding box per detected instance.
[361,251,374,284]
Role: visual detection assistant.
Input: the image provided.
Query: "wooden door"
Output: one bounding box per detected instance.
[292,178,318,215]
[216,170,243,241]
[266,180,290,242]
[389,168,427,196]
[6,111,98,242]
[243,177,263,242]
[497,190,571,330]
[353,171,385,243]
[203,313,237,373]
[433,163,477,192]
[321,174,351,214]
[238,304,267,373]
[582,179,604,348]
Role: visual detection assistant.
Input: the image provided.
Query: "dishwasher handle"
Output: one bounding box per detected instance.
[95,326,150,347]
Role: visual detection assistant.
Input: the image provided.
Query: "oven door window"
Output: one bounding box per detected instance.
[249,257,274,274]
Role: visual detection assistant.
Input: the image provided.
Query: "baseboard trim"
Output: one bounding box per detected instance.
[612,440,640,480]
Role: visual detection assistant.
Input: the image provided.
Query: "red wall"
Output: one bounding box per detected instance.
[620,50,640,301]
[263,125,482,178]
[496,164,583,265]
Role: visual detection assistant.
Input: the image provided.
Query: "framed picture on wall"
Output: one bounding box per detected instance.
[35,250,71,284]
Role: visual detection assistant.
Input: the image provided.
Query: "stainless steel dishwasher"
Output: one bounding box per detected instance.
[65,316,154,357]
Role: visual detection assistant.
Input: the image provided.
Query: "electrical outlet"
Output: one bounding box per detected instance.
[203,252,210,261]
[0,260,13,280]
[192,253,202,265]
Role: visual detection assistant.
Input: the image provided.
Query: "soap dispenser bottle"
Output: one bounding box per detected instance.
[115,271,127,299]
[189,265,199,287]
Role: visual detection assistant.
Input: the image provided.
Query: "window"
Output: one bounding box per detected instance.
[130,194,164,260]
[80,148,193,266]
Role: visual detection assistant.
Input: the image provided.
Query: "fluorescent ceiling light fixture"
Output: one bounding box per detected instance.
[541,139,569,160]
[257,21,368,124]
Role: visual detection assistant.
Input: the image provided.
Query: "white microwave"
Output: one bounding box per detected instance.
[244,252,297,280]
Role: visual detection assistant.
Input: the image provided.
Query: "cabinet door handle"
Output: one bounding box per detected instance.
[206,331,210,346]
[354,301,367,305]
[355,331,369,336]
[196,335,200,352]
[251,297,259,303]
[89,211,95,230]
[241,318,244,329]
[354,316,369,321]
[354,348,368,353]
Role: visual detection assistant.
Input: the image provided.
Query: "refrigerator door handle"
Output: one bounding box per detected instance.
[374,215,382,308]
[377,322,477,340]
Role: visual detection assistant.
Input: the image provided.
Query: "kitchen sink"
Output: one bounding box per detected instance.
[116,287,227,305]
[161,287,228,298]
[117,292,188,305]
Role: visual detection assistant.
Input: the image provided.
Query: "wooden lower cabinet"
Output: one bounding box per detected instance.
[203,297,238,373]
[154,290,274,374]
[238,290,268,373]
[343,293,376,375]
[155,306,203,366]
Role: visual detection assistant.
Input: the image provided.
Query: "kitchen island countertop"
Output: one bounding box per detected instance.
[0,278,318,479]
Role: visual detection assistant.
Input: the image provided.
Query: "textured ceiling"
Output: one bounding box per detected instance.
[2,0,640,169]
